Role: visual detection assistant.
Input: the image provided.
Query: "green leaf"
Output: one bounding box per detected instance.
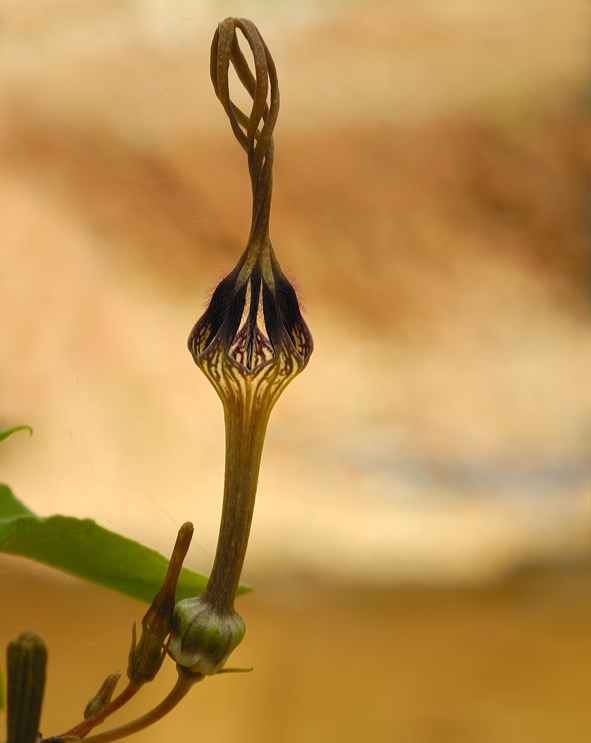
[0,486,250,604]
[0,485,34,519]
[0,426,33,444]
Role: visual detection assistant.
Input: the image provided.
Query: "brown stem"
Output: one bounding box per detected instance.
[81,668,202,743]
[55,681,141,740]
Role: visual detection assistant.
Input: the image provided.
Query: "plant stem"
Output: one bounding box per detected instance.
[56,681,141,740]
[81,668,202,743]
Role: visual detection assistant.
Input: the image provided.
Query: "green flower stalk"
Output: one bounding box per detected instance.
[170,18,313,675]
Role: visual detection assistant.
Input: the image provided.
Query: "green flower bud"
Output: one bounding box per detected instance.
[169,597,246,675]
[6,631,47,743]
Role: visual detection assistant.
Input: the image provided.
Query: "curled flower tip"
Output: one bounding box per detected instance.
[189,16,312,395]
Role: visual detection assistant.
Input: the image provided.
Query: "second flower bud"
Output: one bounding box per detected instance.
[169,597,246,675]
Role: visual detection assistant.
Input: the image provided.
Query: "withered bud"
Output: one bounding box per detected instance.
[127,522,194,683]
[83,671,121,719]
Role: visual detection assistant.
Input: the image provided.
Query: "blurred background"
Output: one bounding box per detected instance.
[0,0,590,741]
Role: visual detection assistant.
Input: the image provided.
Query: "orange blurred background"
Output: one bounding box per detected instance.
[1,1,590,741]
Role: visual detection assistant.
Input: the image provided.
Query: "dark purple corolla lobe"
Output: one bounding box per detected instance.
[188,241,312,376]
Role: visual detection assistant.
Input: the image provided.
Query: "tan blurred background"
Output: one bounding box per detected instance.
[1,1,590,741]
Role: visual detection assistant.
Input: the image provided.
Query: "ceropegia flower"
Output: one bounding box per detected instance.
[170,18,313,675]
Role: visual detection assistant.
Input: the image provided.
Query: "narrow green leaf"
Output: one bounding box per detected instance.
[0,426,33,444]
[0,488,250,604]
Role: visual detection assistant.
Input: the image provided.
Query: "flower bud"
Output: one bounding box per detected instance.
[169,597,246,675]
[127,522,194,683]
[6,631,47,743]
[83,671,120,719]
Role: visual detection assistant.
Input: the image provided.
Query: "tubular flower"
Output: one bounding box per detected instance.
[170,18,313,675]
